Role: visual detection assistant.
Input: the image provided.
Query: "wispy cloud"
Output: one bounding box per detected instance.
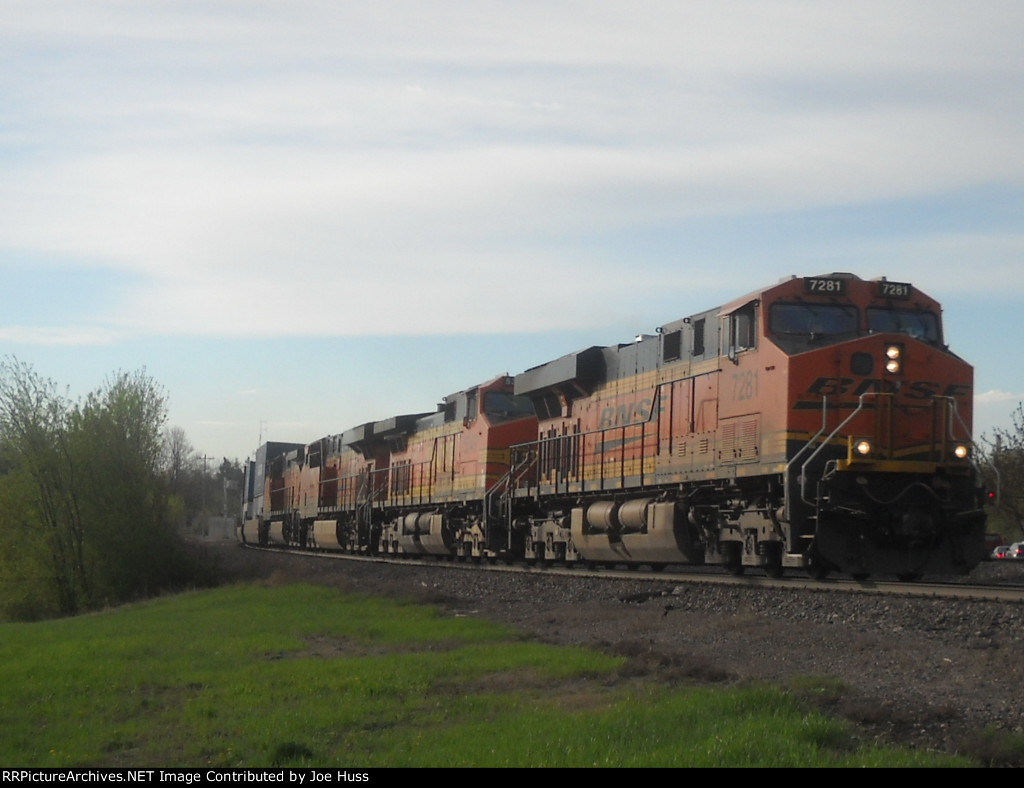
[0,326,121,347]
[3,1,1024,345]
[6,1,1022,459]
[976,390,1024,405]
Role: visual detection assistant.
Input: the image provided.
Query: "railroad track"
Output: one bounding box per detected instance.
[242,544,1024,604]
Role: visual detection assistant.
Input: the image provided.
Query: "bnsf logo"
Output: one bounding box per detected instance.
[599,398,662,428]
[806,377,971,400]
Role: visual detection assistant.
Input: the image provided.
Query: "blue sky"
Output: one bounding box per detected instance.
[2,1,1023,464]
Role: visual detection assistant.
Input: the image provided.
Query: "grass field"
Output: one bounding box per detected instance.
[0,582,972,767]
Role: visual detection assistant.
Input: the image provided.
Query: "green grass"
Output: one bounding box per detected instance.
[0,583,973,767]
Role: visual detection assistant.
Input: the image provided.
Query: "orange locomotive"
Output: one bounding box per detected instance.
[243,375,538,561]
[501,272,987,578]
[242,273,987,579]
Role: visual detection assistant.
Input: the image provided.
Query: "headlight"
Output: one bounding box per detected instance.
[884,344,902,375]
[953,443,969,460]
[854,439,873,456]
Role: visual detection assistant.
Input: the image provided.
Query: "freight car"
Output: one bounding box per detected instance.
[241,273,988,580]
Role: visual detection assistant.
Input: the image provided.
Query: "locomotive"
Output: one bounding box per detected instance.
[241,273,988,580]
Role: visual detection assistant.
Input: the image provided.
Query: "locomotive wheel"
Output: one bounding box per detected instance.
[762,544,784,578]
[722,543,744,576]
[806,555,830,580]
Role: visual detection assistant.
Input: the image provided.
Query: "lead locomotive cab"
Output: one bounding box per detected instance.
[770,273,986,579]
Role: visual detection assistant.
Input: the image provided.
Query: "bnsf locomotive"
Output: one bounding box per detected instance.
[241,273,987,580]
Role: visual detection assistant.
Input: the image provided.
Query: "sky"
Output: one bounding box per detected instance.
[2,0,1023,466]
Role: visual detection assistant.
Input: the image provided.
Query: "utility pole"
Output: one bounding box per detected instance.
[199,454,213,536]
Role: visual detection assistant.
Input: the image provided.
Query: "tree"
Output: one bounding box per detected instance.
[162,425,197,496]
[0,358,204,619]
[72,370,183,602]
[218,457,245,518]
[0,359,88,615]
[980,402,1024,539]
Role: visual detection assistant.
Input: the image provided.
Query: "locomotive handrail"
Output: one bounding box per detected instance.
[943,395,978,465]
[782,396,830,519]
[794,391,980,511]
[784,396,831,478]
[499,448,539,494]
[506,388,661,495]
[483,466,514,550]
[356,475,373,536]
[943,394,999,504]
[796,392,875,506]
[507,385,663,459]
[484,449,540,551]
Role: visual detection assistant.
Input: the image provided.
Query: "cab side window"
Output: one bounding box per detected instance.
[728,302,757,358]
[662,330,682,362]
[692,318,705,356]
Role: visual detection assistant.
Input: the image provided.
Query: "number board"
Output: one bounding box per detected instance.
[876,281,913,299]
[803,277,847,295]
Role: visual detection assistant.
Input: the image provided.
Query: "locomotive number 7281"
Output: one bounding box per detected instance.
[732,370,758,401]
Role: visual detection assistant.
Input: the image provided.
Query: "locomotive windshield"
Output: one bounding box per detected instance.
[770,302,942,350]
[770,303,859,341]
[866,307,940,344]
[483,392,536,423]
